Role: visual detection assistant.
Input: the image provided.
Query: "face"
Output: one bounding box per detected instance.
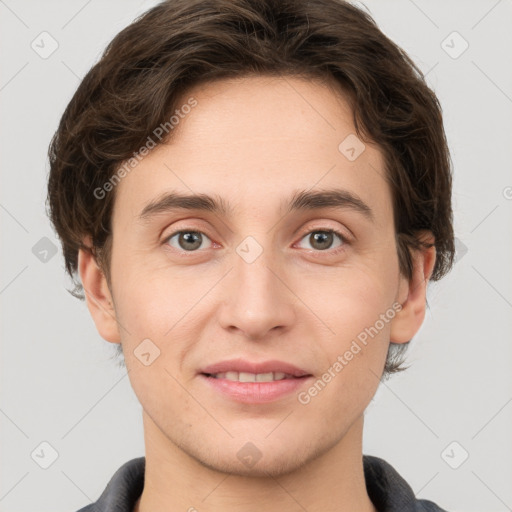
[88,75,416,477]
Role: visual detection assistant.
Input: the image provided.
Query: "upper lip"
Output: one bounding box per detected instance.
[200,358,311,377]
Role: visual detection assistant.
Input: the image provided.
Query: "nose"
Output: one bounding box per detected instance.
[217,242,296,340]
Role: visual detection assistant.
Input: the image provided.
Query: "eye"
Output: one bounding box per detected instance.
[295,229,347,252]
[165,230,213,252]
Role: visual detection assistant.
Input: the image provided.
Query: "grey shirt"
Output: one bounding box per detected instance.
[75,455,448,511]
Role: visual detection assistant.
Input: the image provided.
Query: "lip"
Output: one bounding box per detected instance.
[199,358,311,377]
[198,358,313,404]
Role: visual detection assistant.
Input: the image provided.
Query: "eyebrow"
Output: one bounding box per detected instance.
[284,188,374,221]
[138,192,233,221]
[138,187,374,222]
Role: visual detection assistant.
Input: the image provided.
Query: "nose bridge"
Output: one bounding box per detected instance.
[219,235,295,338]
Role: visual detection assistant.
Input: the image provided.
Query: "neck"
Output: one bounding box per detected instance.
[134,412,376,512]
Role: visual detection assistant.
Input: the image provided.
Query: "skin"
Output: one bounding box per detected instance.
[79,75,436,512]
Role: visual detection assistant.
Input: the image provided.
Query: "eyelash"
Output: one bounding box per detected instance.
[163,228,349,256]
[295,228,348,255]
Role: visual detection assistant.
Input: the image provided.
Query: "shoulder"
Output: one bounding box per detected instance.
[363,454,449,511]
[73,457,145,512]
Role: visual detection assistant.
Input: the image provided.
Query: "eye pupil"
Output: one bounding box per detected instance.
[310,231,333,250]
[179,232,202,251]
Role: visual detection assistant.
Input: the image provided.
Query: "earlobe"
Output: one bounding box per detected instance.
[390,232,436,344]
[78,239,121,344]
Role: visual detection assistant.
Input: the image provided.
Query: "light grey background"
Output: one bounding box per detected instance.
[1,1,511,511]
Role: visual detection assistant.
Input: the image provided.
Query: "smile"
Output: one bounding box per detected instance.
[205,371,297,382]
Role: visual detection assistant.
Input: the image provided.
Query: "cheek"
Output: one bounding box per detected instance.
[309,260,398,394]
[111,253,207,338]
[297,287,393,425]
[112,266,203,415]
[314,258,399,340]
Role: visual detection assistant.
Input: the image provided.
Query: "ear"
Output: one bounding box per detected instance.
[78,237,121,344]
[390,231,436,344]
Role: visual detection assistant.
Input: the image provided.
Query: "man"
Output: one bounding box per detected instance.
[47,0,454,510]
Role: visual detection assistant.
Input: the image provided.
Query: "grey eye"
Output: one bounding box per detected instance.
[297,230,344,251]
[167,231,211,251]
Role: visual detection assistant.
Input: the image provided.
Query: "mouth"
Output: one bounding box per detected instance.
[199,358,312,378]
[198,359,313,404]
[202,371,305,382]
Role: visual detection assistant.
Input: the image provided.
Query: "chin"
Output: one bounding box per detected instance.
[184,432,333,479]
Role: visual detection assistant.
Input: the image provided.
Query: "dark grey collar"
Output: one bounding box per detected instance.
[76,455,448,512]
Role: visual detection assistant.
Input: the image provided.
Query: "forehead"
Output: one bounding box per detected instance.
[113,75,392,226]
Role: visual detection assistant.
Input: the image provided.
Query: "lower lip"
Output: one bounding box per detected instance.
[199,374,312,404]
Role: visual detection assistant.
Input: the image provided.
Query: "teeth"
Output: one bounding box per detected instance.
[211,371,291,382]
[239,371,255,382]
[256,372,275,382]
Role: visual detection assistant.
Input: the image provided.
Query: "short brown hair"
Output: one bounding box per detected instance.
[47,0,455,375]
